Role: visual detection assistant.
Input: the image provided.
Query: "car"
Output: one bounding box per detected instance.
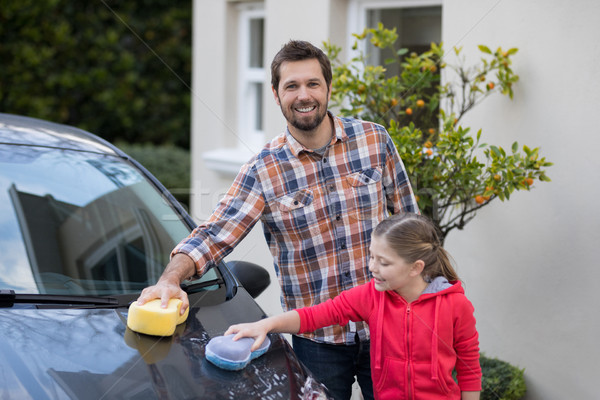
[0,113,331,399]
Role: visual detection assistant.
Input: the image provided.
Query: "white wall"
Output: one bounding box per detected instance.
[442,1,600,399]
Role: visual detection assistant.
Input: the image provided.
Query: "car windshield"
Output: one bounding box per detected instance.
[0,143,214,296]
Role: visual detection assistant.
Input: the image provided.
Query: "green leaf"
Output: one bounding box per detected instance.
[512,141,518,153]
[491,146,502,158]
[478,45,492,54]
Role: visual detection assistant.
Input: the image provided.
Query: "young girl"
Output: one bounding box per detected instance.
[225,213,481,400]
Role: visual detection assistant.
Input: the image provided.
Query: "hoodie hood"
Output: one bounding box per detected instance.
[423,276,453,294]
[423,276,454,380]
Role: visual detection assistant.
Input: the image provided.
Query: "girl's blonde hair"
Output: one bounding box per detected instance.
[373,213,459,282]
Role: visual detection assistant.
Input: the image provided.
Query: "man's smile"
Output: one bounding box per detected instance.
[295,105,317,113]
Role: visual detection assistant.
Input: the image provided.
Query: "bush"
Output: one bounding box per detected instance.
[480,354,526,400]
[0,0,192,148]
[117,142,190,208]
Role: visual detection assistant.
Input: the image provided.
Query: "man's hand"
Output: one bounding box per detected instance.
[136,253,197,315]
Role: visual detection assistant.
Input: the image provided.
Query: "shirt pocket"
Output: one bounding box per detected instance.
[274,189,320,240]
[344,167,384,222]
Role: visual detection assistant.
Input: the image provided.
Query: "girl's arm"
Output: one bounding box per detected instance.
[225,283,372,351]
[462,391,480,400]
[224,311,301,351]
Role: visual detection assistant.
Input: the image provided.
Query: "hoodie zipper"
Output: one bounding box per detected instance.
[406,304,413,400]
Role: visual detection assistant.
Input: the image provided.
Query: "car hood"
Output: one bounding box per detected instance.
[0,293,328,399]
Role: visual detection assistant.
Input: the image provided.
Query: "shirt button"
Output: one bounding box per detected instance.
[323,158,328,163]
[335,215,341,221]
[293,200,299,205]
[340,243,346,250]
[329,185,335,191]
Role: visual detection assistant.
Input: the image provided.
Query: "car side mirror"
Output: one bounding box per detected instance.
[226,260,271,298]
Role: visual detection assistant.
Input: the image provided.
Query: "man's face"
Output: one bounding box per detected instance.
[273,59,331,133]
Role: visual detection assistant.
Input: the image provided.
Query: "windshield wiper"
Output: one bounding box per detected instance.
[180,278,224,293]
[0,289,119,308]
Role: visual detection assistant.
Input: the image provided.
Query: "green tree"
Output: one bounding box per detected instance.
[324,24,552,244]
[0,0,191,148]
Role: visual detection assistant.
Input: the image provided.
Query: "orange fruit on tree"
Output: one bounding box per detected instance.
[487,82,495,90]
[416,99,425,108]
[526,177,534,186]
[390,98,398,107]
[406,107,413,115]
[475,195,485,204]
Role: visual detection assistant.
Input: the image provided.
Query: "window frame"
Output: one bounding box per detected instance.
[347,0,443,61]
[202,3,266,176]
[237,4,266,152]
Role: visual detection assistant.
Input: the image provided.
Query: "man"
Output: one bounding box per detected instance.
[137,40,418,400]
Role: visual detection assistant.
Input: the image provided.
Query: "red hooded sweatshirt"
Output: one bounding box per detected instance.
[297,279,481,400]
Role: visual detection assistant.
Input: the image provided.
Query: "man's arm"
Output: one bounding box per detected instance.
[136,161,266,314]
[136,253,196,314]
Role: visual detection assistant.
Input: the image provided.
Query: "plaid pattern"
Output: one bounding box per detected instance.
[174,114,418,344]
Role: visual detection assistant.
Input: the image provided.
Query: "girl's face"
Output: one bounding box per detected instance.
[368,235,423,296]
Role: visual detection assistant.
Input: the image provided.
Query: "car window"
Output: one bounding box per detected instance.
[0,144,215,296]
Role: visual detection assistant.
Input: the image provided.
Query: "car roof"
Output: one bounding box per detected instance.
[0,113,119,155]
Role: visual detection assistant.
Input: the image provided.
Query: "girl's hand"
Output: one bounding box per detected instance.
[225,321,269,351]
[224,311,301,351]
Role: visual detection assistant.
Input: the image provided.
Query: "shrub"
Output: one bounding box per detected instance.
[480,354,526,400]
[117,142,190,208]
[0,0,192,148]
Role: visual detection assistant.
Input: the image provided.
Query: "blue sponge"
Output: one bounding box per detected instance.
[205,334,271,371]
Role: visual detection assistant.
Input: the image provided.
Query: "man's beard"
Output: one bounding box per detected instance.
[280,100,328,132]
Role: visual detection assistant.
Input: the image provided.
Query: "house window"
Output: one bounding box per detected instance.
[202,4,265,176]
[349,1,442,78]
[238,5,265,152]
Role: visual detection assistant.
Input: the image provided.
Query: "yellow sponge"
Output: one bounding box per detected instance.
[127,299,189,336]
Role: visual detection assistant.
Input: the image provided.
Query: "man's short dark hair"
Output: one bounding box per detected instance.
[271,40,332,93]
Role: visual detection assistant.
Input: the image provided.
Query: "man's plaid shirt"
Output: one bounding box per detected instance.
[173,113,418,344]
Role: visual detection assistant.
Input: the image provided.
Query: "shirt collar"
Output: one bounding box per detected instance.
[285,112,348,157]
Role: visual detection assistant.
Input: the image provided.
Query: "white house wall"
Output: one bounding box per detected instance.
[191,1,600,398]
[442,1,600,399]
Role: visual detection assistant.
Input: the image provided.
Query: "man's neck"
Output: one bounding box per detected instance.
[289,114,334,150]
